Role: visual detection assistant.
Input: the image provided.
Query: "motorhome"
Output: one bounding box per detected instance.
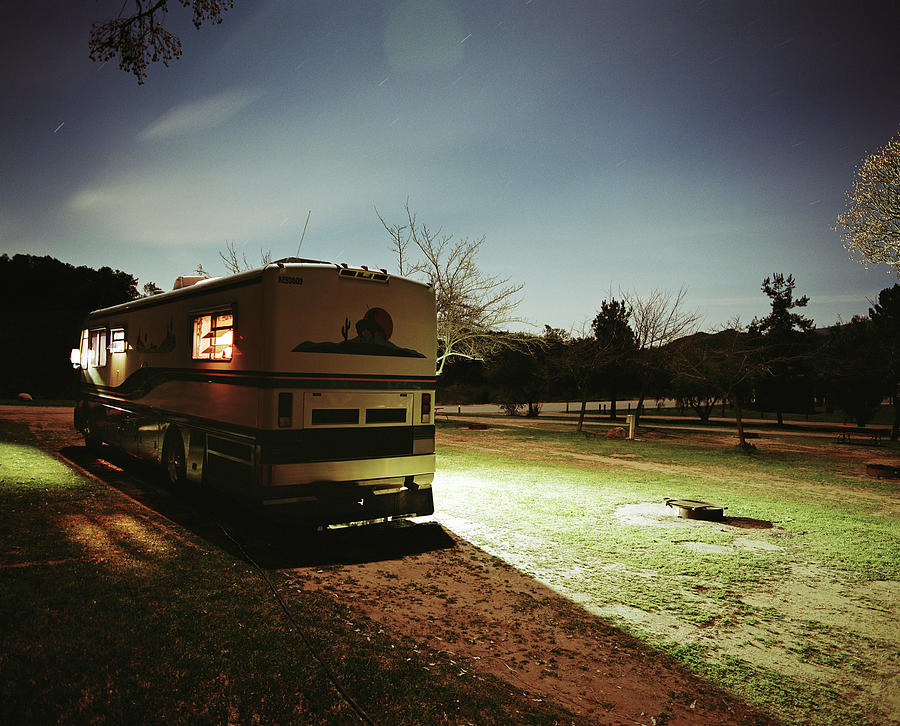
[71,258,437,526]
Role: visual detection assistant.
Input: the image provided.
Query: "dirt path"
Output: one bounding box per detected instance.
[284,530,771,725]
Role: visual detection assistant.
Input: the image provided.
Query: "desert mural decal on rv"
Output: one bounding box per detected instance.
[292,307,425,358]
[132,319,176,354]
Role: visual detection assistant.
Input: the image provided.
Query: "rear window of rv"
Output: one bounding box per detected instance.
[192,310,234,361]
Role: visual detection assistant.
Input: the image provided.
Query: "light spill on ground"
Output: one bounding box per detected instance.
[288,525,771,726]
[444,499,900,724]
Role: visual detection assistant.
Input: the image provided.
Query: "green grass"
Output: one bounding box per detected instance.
[4,411,898,724]
[434,420,900,725]
[0,432,578,725]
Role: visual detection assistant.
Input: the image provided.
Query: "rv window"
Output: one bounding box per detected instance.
[79,330,90,369]
[109,328,126,353]
[192,310,233,361]
[89,329,107,368]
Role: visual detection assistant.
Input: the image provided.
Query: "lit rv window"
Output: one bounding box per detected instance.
[89,329,107,368]
[79,330,89,369]
[109,328,126,353]
[192,310,234,361]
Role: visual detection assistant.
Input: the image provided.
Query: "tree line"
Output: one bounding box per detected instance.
[436,275,900,445]
[4,204,898,449]
[6,249,897,446]
[0,254,139,399]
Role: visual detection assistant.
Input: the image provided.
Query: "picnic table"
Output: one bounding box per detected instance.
[835,425,890,443]
[434,406,452,421]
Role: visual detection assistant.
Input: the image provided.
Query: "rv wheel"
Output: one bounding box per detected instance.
[162,429,187,487]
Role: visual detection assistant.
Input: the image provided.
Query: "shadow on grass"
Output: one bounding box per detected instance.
[246,520,456,569]
[723,516,774,529]
[58,445,455,570]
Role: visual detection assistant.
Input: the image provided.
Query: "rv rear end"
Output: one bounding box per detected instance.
[252,262,437,524]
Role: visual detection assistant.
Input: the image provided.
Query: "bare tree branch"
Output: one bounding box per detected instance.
[620,286,701,425]
[218,240,271,274]
[623,286,701,352]
[669,317,769,448]
[378,201,525,374]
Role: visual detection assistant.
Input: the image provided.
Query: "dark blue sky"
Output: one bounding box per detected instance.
[2,0,898,330]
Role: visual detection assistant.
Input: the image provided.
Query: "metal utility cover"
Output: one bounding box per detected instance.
[664,497,727,521]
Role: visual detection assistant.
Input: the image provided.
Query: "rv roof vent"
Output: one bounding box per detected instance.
[273,257,331,265]
[338,267,390,283]
[173,275,209,290]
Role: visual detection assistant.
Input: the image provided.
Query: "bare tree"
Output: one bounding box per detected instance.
[626,286,700,352]
[218,241,272,274]
[835,127,900,273]
[669,319,768,449]
[377,202,525,375]
[89,0,234,84]
[622,286,701,424]
[552,333,615,433]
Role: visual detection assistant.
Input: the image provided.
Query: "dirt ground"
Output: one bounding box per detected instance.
[284,529,769,725]
[9,405,898,725]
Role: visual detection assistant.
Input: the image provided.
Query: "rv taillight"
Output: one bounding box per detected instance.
[421,393,431,424]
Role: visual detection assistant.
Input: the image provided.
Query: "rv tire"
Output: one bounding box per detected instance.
[162,428,187,488]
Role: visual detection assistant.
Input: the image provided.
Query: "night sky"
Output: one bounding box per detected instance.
[2,0,898,331]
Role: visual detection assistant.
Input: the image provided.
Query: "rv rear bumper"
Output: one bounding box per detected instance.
[260,485,434,526]
[257,454,435,525]
[265,454,435,488]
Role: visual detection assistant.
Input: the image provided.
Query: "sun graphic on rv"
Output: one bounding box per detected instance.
[292,307,425,358]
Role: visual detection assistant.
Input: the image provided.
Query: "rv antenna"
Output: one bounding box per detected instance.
[297,210,311,255]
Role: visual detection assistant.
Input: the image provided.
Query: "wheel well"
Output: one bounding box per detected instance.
[161,425,186,464]
[162,424,183,450]
[161,425,187,485]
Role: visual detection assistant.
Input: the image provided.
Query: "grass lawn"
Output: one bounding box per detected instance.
[0,419,576,725]
[3,406,897,724]
[433,419,900,725]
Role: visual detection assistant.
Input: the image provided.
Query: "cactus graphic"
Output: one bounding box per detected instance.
[341,317,351,341]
